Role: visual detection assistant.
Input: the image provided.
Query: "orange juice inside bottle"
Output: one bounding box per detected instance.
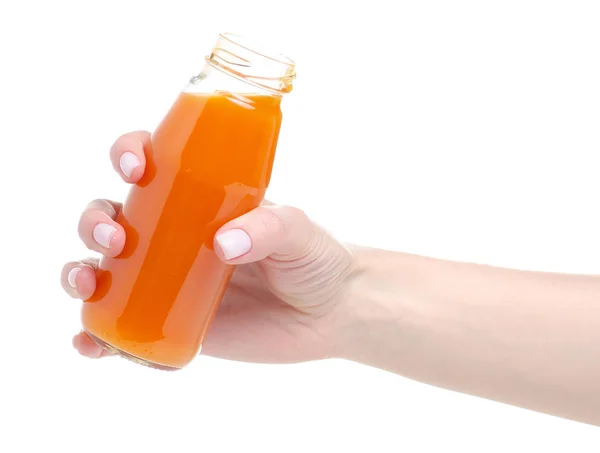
[81,34,295,370]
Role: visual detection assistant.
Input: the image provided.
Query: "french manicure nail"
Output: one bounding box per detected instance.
[120,152,140,178]
[67,267,80,288]
[87,348,103,359]
[216,229,252,260]
[93,223,117,248]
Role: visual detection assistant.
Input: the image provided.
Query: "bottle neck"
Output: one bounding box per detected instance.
[185,64,283,101]
[202,33,296,95]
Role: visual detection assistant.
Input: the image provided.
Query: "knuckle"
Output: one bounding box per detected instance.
[284,206,309,223]
[82,257,100,268]
[85,199,119,219]
[258,205,310,240]
[261,206,289,238]
[112,131,149,154]
[278,205,310,228]
[113,132,134,149]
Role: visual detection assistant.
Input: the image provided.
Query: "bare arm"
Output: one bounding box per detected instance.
[337,248,600,425]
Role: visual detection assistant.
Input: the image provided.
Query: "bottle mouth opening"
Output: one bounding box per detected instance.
[219,33,296,67]
[206,33,296,94]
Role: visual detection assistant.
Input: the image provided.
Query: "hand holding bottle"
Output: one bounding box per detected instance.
[60,134,600,425]
[61,131,355,364]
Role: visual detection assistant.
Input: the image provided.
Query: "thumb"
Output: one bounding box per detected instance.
[214,205,317,264]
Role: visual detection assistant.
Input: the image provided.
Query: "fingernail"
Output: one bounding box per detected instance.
[216,229,252,260]
[120,152,140,178]
[86,348,103,359]
[93,223,117,248]
[67,267,80,288]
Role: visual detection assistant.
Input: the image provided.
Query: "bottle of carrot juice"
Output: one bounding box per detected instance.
[82,33,296,370]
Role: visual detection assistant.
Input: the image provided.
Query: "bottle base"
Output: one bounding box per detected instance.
[86,331,182,371]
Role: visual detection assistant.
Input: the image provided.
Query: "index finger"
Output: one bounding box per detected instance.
[109,131,151,183]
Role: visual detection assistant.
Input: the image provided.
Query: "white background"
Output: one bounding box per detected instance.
[1,0,599,451]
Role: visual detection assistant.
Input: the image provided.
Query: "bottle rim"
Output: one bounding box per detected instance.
[206,33,296,95]
[219,33,295,67]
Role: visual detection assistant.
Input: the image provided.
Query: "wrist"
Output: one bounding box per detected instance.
[331,246,413,364]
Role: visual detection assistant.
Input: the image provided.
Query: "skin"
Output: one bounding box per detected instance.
[62,131,600,426]
[61,131,354,363]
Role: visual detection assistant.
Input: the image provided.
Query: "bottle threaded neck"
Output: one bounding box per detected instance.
[206,33,296,95]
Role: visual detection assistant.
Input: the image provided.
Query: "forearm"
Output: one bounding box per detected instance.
[338,248,600,425]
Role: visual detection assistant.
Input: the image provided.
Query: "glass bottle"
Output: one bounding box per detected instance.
[82,33,296,370]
